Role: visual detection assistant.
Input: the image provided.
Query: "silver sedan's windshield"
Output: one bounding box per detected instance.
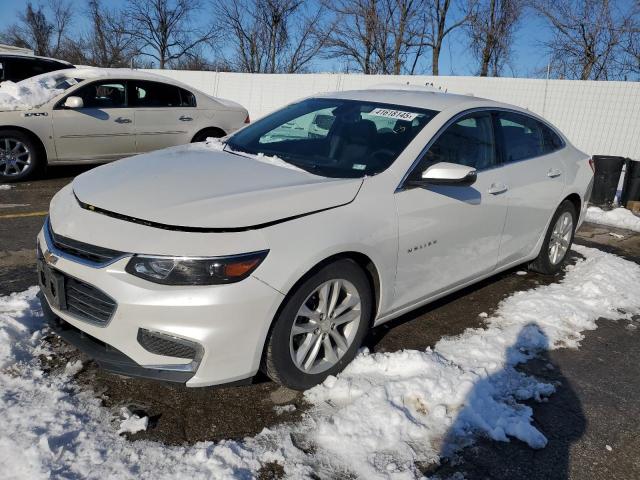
[227,98,438,178]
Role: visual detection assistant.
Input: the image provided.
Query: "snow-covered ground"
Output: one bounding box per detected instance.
[1,245,639,479]
[585,206,640,233]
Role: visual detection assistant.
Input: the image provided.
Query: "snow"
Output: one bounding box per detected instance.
[202,136,307,172]
[0,77,65,111]
[0,67,156,111]
[1,245,639,478]
[585,206,640,232]
[274,404,297,415]
[0,184,14,190]
[117,407,149,435]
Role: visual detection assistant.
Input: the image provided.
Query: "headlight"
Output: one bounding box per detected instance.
[125,250,269,285]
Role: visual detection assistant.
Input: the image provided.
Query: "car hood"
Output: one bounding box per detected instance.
[72,144,363,230]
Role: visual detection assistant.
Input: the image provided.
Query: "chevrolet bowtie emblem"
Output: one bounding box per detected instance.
[43,250,59,265]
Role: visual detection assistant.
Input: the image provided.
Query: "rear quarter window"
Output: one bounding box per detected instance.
[497,111,563,162]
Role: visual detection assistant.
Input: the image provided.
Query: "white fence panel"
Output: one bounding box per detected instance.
[144,70,640,160]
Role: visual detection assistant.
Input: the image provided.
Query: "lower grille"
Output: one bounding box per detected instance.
[137,329,199,360]
[64,276,117,326]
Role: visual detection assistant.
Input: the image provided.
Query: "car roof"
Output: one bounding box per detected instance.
[314,87,504,113]
[39,67,203,92]
[0,53,74,66]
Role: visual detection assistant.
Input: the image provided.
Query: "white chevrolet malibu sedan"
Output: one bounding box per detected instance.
[0,68,248,181]
[38,88,593,390]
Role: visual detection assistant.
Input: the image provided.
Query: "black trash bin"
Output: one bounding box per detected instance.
[620,159,640,206]
[590,155,625,207]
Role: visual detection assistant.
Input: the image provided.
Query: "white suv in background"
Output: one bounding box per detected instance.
[0,68,249,181]
[38,89,593,390]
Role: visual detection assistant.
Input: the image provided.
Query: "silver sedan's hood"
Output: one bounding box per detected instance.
[72,144,363,230]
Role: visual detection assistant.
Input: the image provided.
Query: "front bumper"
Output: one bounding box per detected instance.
[37,224,284,387]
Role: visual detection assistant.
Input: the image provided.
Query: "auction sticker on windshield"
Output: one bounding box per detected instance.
[369,108,419,121]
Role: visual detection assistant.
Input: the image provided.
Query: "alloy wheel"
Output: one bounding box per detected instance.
[548,211,573,265]
[289,279,362,374]
[0,137,31,177]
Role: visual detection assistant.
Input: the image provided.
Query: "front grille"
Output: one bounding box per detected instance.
[48,220,125,265]
[64,276,117,326]
[137,329,198,360]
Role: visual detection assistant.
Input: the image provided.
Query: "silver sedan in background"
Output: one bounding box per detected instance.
[0,68,249,181]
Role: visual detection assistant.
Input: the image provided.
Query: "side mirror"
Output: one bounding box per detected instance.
[407,162,477,187]
[63,96,84,109]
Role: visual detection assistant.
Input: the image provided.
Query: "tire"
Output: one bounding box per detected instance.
[191,128,225,143]
[529,200,577,275]
[0,129,43,182]
[263,259,373,390]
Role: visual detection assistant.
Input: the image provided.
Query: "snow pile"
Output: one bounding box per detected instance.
[0,77,66,111]
[0,184,15,190]
[0,67,133,111]
[117,407,149,435]
[306,244,640,476]
[585,206,640,232]
[1,246,639,479]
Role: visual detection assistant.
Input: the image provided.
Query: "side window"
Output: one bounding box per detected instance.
[411,112,496,178]
[497,112,561,161]
[540,123,564,154]
[179,88,196,107]
[130,81,182,107]
[72,81,127,108]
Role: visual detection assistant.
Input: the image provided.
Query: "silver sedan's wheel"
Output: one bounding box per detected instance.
[0,137,32,177]
[290,279,362,374]
[548,211,573,265]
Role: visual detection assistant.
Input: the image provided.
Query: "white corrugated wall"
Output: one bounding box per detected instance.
[143,70,640,160]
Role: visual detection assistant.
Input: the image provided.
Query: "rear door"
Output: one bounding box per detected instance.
[51,79,136,162]
[129,80,197,152]
[494,111,566,266]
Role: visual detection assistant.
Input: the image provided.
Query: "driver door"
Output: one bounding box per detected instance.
[392,111,509,310]
[51,80,136,162]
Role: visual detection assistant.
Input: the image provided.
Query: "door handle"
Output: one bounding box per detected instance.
[488,183,508,195]
[547,168,563,178]
[114,117,132,124]
[179,116,193,121]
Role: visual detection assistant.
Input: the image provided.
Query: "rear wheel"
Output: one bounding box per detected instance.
[191,128,225,143]
[263,259,373,390]
[0,130,42,182]
[529,200,576,275]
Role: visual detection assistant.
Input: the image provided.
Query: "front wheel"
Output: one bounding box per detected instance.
[529,200,577,275]
[0,130,42,182]
[262,260,373,390]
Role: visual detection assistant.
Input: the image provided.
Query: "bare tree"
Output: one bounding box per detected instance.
[533,0,635,80]
[325,0,434,74]
[421,0,471,75]
[1,0,73,58]
[217,0,327,73]
[84,0,140,67]
[467,0,522,76]
[323,0,381,73]
[624,11,640,76]
[124,0,217,69]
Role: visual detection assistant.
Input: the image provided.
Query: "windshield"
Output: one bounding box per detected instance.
[227,98,438,178]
